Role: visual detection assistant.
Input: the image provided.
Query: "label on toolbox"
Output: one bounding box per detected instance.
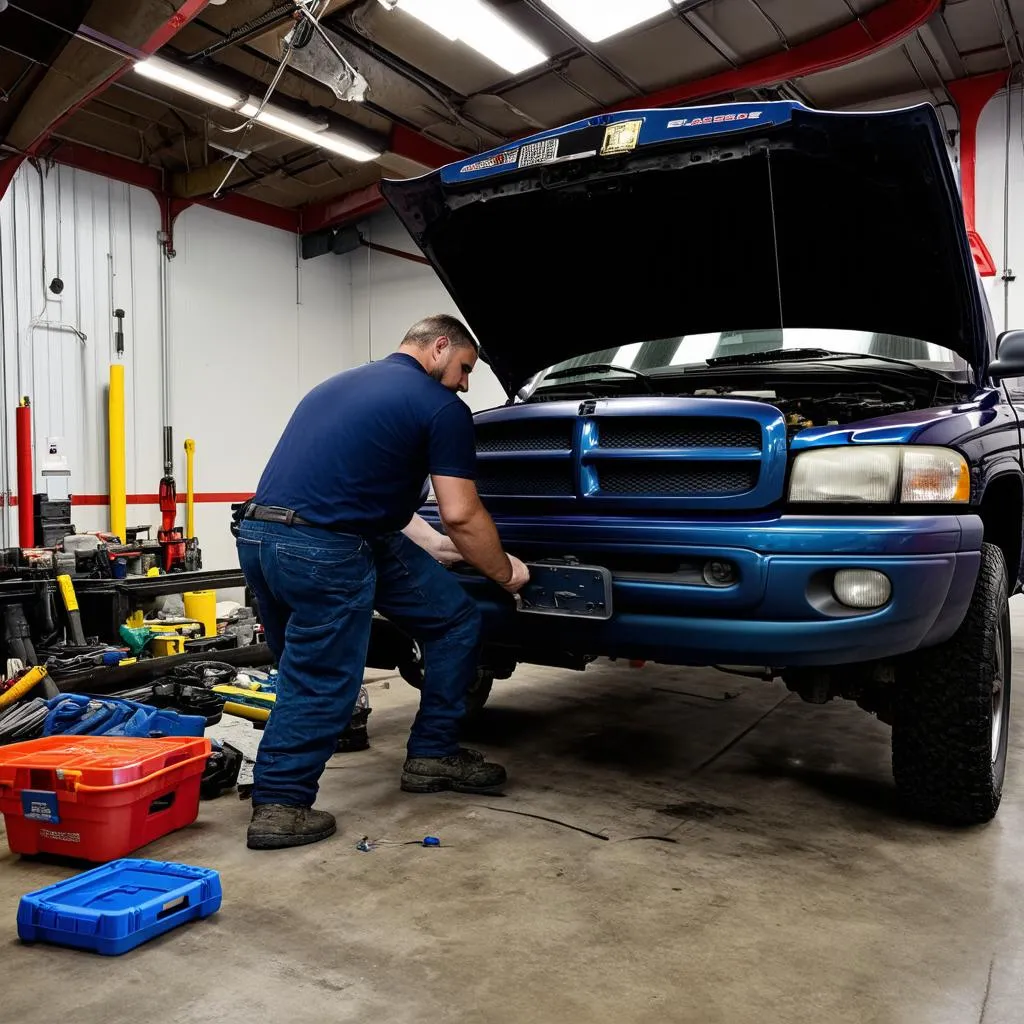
[38,828,80,843]
[21,790,59,824]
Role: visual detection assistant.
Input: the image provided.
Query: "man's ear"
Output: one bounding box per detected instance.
[433,334,451,358]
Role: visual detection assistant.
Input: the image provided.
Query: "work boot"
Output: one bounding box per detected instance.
[401,747,507,794]
[246,804,337,850]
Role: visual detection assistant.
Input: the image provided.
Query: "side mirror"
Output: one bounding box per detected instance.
[989,331,1024,380]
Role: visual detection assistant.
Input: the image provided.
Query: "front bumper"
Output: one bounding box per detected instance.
[419,510,984,668]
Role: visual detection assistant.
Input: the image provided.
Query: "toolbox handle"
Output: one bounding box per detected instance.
[74,752,210,794]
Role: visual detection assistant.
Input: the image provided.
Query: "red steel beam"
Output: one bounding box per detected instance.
[389,124,466,170]
[949,70,1009,278]
[300,182,389,234]
[606,0,942,111]
[45,140,164,192]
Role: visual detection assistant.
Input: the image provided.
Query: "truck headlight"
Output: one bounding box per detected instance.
[788,446,970,503]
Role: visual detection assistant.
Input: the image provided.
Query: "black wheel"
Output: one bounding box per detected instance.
[892,542,1012,825]
[399,642,495,716]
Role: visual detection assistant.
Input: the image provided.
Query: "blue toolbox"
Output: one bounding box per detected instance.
[17,858,222,955]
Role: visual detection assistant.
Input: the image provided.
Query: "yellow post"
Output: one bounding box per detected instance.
[108,363,126,542]
[184,437,196,540]
[184,589,216,637]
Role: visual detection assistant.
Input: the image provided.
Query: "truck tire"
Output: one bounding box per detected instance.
[892,542,1011,825]
[399,642,495,716]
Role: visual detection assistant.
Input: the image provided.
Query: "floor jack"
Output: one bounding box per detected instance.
[156,440,201,573]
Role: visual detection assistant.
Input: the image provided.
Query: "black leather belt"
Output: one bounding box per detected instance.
[244,503,316,528]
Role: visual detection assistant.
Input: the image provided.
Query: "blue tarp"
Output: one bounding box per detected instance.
[42,694,206,738]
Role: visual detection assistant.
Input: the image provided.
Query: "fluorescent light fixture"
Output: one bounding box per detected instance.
[133,57,381,163]
[386,0,547,74]
[538,0,672,42]
[134,57,243,109]
[239,101,379,162]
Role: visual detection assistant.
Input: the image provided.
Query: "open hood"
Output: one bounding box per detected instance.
[380,102,991,396]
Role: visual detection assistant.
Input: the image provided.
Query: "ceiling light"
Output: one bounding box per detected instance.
[384,0,547,74]
[133,58,381,163]
[134,57,243,109]
[538,0,673,42]
[240,101,380,162]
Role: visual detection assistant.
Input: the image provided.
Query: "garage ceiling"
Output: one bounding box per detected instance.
[0,0,1021,234]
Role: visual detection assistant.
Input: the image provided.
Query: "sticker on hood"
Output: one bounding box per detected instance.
[460,148,520,174]
[519,138,559,167]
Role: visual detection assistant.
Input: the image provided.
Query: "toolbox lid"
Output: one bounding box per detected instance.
[0,736,210,791]
[17,858,223,955]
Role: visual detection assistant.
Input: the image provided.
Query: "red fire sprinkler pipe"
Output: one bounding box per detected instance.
[15,398,33,548]
[948,71,1011,278]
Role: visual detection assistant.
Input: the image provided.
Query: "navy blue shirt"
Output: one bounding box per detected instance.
[255,353,476,534]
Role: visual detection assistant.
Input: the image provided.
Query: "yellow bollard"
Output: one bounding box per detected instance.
[184,589,217,637]
[108,363,126,542]
[184,438,196,540]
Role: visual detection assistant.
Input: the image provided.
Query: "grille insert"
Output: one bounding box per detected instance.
[476,463,573,497]
[476,421,574,453]
[598,463,759,497]
[597,417,761,450]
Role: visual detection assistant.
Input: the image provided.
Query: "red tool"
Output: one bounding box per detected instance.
[157,471,185,572]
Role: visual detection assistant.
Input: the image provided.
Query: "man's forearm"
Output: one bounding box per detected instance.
[443,508,513,583]
[401,513,441,552]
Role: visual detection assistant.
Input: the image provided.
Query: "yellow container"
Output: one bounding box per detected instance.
[184,590,217,637]
[150,635,186,657]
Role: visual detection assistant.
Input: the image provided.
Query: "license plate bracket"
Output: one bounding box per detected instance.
[518,563,613,620]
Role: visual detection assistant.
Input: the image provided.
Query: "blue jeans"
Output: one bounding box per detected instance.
[237,519,482,807]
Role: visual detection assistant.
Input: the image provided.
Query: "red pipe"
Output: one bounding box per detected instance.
[948,71,1010,278]
[15,401,33,548]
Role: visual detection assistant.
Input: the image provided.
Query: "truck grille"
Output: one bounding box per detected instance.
[472,401,780,508]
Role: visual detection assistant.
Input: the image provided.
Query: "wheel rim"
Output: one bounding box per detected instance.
[992,608,1009,764]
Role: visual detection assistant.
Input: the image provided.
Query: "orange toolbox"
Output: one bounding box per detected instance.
[0,735,211,861]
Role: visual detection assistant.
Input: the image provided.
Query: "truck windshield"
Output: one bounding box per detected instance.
[523,328,967,398]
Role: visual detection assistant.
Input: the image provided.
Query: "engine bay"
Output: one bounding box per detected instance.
[524,366,964,439]
[689,385,921,438]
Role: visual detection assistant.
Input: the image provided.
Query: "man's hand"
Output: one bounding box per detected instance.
[501,555,531,594]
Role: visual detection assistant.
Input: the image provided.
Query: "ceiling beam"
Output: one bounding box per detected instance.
[0,0,214,203]
[603,0,942,112]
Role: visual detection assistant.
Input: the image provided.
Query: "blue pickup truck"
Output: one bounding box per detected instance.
[373,100,1024,826]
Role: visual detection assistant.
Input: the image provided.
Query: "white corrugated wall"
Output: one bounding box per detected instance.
[0,162,354,569]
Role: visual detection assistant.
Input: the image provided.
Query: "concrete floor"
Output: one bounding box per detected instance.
[3,608,1024,1024]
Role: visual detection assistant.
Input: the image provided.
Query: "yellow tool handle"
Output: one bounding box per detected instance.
[57,574,78,613]
[0,666,48,709]
[57,574,87,645]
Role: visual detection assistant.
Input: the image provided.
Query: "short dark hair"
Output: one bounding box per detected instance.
[401,314,479,353]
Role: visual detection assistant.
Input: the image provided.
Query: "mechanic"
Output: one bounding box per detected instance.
[236,314,530,850]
